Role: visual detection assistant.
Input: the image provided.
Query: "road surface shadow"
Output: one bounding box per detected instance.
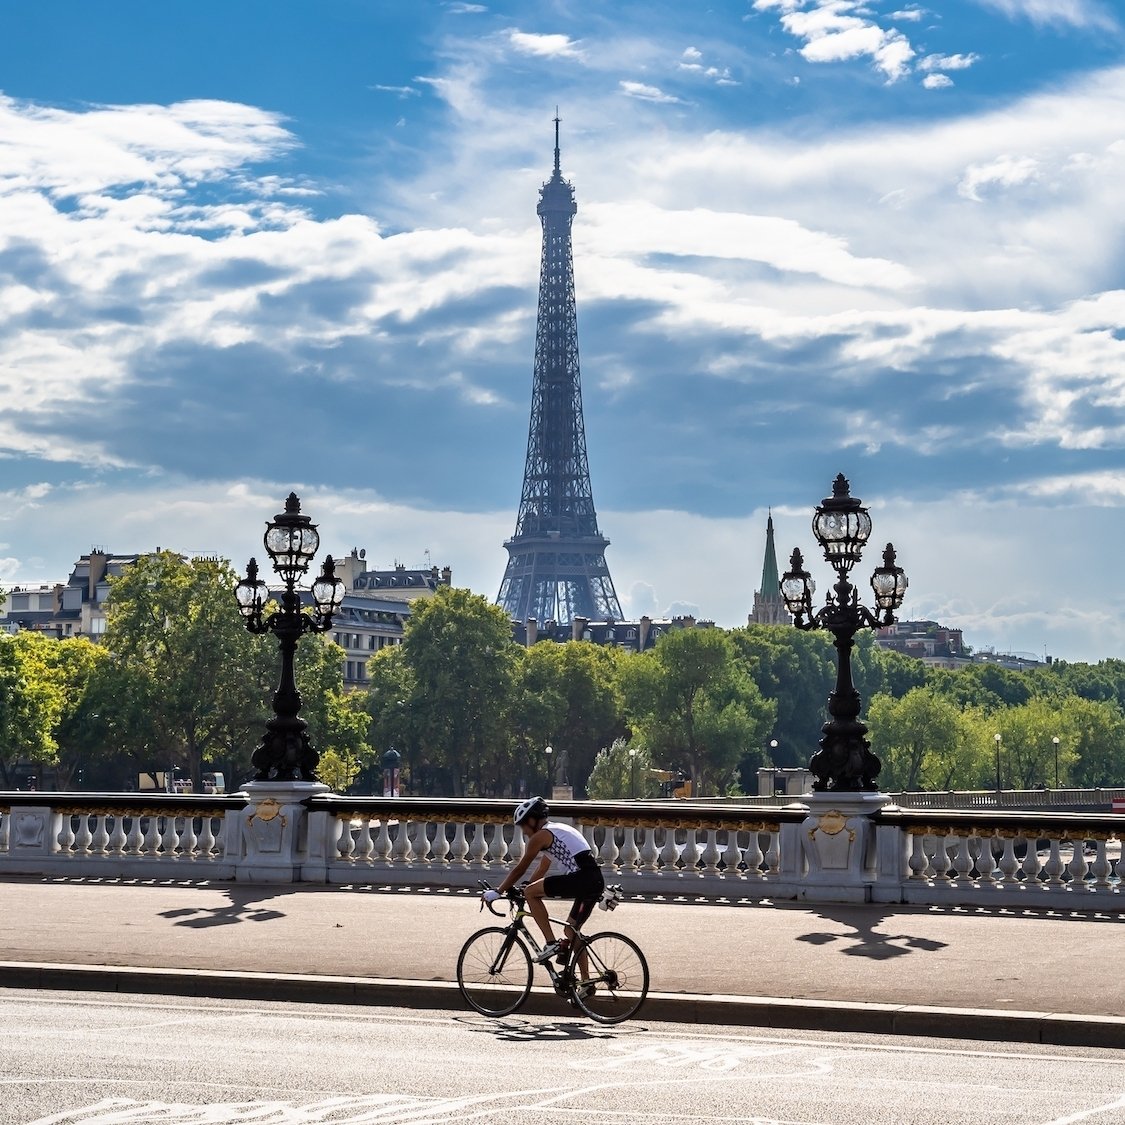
[159,888,289,928]
[796,906,949,960]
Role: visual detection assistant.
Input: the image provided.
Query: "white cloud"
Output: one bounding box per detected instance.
[957,154,1041,200]
[923,74,954,89]
[890,7,926,20]
[758,1,917,81]
[506,30,583,59]
[973,0,1120,32]
[619,81,684,103]
[919,53,980,72]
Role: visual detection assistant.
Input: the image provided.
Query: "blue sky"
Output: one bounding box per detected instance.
[1,0,1124,663]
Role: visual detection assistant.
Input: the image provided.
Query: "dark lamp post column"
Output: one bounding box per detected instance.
[780,474,908,792]
[236,493,345,782]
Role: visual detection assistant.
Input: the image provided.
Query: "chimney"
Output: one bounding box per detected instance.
[525,617,537,646]
[441,566,452,586]
[639,615,651,651]
[571,615,588,642]
[88,549,108,600]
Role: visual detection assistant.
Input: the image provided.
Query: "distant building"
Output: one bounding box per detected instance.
[875,619,972,670]
[512,613,714,653]
[749,511,790,627]
[2,545,452,691]
[321,550,452,687]
[1,549,144,640]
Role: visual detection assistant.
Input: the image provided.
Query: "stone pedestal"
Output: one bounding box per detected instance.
[234,781,330,883]
[798,791,890,903]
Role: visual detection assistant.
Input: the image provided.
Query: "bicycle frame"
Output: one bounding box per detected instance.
[484,888,590,997]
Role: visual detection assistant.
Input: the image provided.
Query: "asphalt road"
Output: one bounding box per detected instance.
[3,990,1124,1125]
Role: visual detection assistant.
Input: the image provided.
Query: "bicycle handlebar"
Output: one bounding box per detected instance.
[476,879,523,917]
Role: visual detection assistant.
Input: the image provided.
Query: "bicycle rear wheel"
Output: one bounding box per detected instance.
[456,926,533,1017]
[572,931,649,1024]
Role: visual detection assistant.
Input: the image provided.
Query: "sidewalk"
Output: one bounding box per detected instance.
[1,877,1121,1047]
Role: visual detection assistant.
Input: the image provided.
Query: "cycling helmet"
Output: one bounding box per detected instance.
[513,796,549,826]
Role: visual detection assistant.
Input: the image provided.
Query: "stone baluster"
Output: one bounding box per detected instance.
[1043,838,1065,886]
[1020,832,1040,884]
[160,815,181,857]
[354,819,375,862]
[722,829,744,878]
[430,822,450,866]
[930,834,952,883]
[487,824,507,868]
[57,813,76,854]
[764,831,781,876]
[1090,839,1113,889]
[0,812,7,852]
[198,815,217,858]
[74,815,94,856]
[374,819,393,866]
[598,825,620,873]
[973,835,997,885]
[391,819,413,866]
[640,828,660,873]
[142,813,161,857]
[658,827,679,873]
[107,816,128,856]
[89,815,110,855]
[179,815,199,858]
[997,834,1020,884]
[743,830,764,879]
[700,830,722,876]
[1066,839,1088,888]
[951,834,973,883]
[450,822,470,867]
[125,815,145,856]
[680,827,702,876]
[618,827,640,874]
[468,823,489,869]
[413,821,432,866]
[907,832,927,880]
[337,817,356,860]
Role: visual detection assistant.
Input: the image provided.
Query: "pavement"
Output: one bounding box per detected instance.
[0,877,1122,1048]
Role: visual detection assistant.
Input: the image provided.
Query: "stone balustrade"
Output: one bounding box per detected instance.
[0,791,1119,909]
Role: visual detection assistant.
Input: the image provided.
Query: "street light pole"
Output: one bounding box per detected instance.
[780,474,908,792]
[1053,736,1060,789]
[629,746,637,800]
[235,493,345,782]
[544,744,553,796]
[994,732,1002,792]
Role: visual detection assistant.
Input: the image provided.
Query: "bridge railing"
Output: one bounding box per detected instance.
[1,791,1120,909]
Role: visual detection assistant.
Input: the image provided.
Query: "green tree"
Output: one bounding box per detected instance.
[99,551,274,789]
[508,641,627,797]
[41,635,110,789]
[867,688,989,792]
[729,625,833,768]
[0,631,65,787]
[396,586,517,795]
[586,737,659,800]
[621,627,774,796]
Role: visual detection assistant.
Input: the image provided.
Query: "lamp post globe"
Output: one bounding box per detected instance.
[236,493,345,782]
[780,474,908,792]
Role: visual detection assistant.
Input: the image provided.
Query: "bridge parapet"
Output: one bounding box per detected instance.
[0,791,1119,909]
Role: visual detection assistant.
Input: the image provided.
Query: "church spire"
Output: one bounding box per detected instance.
[750,510,791,626]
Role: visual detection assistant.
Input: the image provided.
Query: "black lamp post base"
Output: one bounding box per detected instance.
[251,720,320,782]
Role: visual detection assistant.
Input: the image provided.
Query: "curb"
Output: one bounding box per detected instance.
[2,962,1122,1050]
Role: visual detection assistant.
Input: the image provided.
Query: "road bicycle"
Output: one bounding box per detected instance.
[456,880,649,1024]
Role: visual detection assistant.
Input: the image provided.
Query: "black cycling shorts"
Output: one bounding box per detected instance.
[543,854,604,927]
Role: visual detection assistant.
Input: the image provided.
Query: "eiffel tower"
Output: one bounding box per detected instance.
[497,117,623,627]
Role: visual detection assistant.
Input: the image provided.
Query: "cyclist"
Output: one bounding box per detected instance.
[483,796,605,968]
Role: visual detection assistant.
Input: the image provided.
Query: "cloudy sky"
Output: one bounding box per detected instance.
[1,0,1124,663]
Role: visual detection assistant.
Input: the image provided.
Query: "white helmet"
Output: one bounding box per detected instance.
[513,796,549,826]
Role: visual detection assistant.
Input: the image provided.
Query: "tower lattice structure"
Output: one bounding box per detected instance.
[497,119,623,627]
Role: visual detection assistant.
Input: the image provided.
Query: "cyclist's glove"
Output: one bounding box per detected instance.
[482,889,504,904]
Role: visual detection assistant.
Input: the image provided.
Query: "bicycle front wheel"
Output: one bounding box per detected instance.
[573,931,649,1024]
[456,926,533,1017]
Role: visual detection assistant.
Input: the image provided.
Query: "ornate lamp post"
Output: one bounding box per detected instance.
[780,474,908,792]
[235,493,345,782]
